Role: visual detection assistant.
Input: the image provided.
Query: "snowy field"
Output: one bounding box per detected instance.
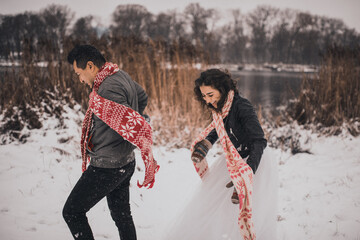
[0,104,360,240]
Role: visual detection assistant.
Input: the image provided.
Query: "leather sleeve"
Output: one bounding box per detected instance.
[237,101,267,174]
[246,140,266,173]
[205,128,218,145]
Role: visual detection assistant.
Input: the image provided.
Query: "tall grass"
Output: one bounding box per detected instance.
[290,45,360,133]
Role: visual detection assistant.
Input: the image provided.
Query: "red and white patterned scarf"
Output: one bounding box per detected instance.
[81,62,159,188]
[190,90,256,240]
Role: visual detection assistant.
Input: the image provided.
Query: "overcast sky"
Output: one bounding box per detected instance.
[2,0,360,32]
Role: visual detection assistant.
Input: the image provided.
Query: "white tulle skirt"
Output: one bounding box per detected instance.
[163,148,278,240]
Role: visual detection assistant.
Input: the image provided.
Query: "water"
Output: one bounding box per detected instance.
[231,70,312,110]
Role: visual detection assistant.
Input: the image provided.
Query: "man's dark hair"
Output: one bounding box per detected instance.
[194,68,238,112]
[67,45,106,69]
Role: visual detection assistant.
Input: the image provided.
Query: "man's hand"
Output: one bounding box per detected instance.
[142,114,150,123]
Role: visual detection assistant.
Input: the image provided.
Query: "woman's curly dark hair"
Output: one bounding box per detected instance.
[194,69,238,112]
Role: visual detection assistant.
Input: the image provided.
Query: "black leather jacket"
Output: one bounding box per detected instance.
[206,94,267,173]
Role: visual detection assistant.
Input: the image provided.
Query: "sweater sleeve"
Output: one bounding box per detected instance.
[97,71,148,115]
[134,81,148,115]
[97,77,130,108]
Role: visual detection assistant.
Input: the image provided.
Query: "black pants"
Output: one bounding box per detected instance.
[63,161,136,240]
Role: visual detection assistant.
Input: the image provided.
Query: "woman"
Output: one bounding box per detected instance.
[164,69,278,240]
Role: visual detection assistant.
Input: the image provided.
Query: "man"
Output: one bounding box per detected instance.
[63,45,158,240]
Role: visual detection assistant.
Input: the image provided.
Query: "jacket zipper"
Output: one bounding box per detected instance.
[230,128,239,141]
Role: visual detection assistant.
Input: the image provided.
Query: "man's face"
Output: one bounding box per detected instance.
[73,60,97,88]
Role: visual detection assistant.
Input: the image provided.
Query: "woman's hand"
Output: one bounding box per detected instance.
[191,139,212,163]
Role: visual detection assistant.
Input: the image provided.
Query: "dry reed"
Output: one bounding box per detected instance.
[290,46,360,130]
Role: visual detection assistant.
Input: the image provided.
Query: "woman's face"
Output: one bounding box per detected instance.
[199,85,221,109]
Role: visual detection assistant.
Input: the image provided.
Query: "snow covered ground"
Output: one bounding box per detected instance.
[0,104,359,240]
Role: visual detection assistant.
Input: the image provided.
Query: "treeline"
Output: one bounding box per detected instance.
[1,3,359,65]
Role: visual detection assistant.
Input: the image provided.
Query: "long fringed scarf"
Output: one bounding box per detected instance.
[81,62,159,188]
[190,90,256,240]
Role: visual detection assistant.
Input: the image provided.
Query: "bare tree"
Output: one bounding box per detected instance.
[70,16,98,43]
[40,4,74,60]
[184,3,214,45]
[147,13,172,41]
[340,28,360,49]
[0,13,32,60]
[269,9,295,63]
[168,10,187,41]
[318,17,346,47]
[168,10,188,40]
[0,14,21,60]
[286,12,317,63]
[183,3,222,63]
[110,4,151,38]
[223,9,247,63]
[246,5,279,63]
[0,12,48,62]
